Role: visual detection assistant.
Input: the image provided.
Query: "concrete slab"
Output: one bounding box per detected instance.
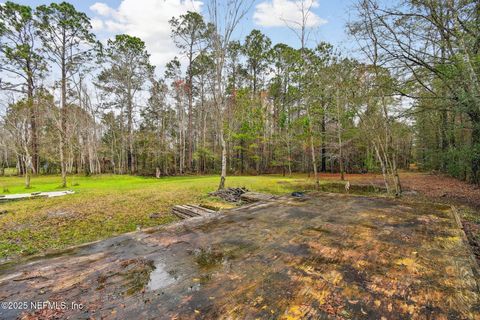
[0,190,75,202]
[0,193,478,319]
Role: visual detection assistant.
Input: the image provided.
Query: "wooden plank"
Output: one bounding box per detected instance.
[183,205,214,216]
[172,210,192,220]
[173,206,200,217]
[180,205,203,216]
[184,205,214,216]
[172,204,218,220]
[450,205,480,280]
[172,209,196,218]
[187,205,215,214]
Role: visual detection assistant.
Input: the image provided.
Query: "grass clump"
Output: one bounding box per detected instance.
[194,247,225,269]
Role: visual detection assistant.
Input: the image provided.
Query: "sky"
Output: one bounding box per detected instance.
[0,0,357,69]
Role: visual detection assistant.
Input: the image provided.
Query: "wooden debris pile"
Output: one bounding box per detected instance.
[172,205,216,220]
[173,188,279,221]
[209,187,248,202]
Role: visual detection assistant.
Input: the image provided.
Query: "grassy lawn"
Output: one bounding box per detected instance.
[0,174,316,260]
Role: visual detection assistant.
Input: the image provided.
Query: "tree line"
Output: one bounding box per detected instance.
[0,0,478,193]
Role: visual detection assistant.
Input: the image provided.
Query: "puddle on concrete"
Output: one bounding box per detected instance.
[0,193,478,320]
[147,261,176,291]
[118,258,156,295]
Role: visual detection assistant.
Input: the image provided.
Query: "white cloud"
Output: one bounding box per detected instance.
[91,18,105,32]
[104,20,125,33]
[254,0,327,28]
[89,0,203,67]
[90,2,115,17]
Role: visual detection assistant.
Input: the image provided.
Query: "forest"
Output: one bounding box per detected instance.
[1,1,480,318]
[0,0,479,195]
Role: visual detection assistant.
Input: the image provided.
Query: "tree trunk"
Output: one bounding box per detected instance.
[187,43,194,172]
[127,89,135,174]
[240,139,245,174]
[337,89,345,181]
[309,129,319,188]
[27,73,38,174]
[470,113,480,184]
[321,111,327,172]
[23,146,32,189]
[218,128,227,190]
[393,167,402,196]
[60,40,67,188]
[374,144,390,194]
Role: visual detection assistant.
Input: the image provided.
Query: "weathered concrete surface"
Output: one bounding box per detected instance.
[0,190,75,202]
[0,193,478,319]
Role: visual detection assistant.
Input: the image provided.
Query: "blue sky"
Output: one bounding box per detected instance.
[1,0,357,67]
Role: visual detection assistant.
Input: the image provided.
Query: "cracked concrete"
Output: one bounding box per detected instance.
[0,193,478,319]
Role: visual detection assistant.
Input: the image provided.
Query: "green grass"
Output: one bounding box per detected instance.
[0,174,316,260]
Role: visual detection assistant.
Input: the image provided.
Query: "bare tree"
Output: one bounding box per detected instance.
[282,0,321,187]
[170,12,208,171]
[0,2,45,174]
[206,0,253,190]
[36,2,96,187]
[3,99,33,187]
[351,0,480,185]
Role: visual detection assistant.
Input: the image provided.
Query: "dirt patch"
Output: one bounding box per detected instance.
[399,173,480,209]
[319,182,385,195]
[46,210,76,219]
[317,172,480,208]
[317,172,480,266]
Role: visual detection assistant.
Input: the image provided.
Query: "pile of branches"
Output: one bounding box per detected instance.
[209,187,249,202]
